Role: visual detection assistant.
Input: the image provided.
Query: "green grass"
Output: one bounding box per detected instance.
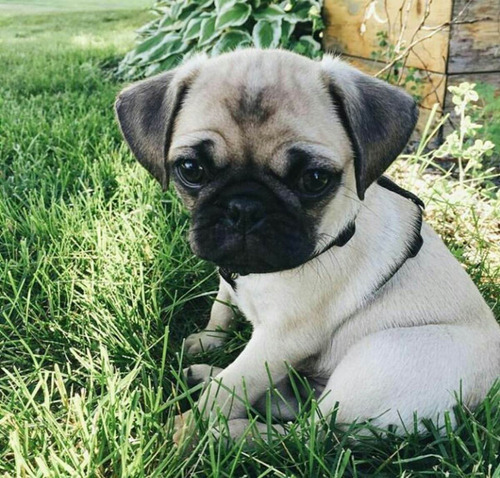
[475,83,500,154]
[0,6,499,477]
[0,0,151,15]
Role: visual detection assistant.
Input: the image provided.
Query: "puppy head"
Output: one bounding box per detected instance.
[116,49,417,274]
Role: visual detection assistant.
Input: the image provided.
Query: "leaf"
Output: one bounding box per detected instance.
[253,4,285,21]
[159,53,183,71]
[183,17,204,41]
[178,3,199,21]
[280,19,294,43]
[138,34,188,66]
[284,1,314,24]
[312,14,325,32]
[123,66,139,80]
[252,19,282,49]
[169,1,195,21]
[291,35,321,58]
[144,62,162,77]
[199,16,219,45]
[195,0,214,7]
[214,0,236,12]
[211,30,252,55]
[136,18,161,35]
[158,15,183,33]
[133,32,167,56]
[215,3,252,30]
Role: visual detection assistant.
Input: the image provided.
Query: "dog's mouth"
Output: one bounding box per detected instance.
[190,223,316,275]
[206,250,312,275]
[198,256,311,275]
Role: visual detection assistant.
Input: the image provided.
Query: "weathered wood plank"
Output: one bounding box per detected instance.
[323,0,453,73]
[447,0,500,73]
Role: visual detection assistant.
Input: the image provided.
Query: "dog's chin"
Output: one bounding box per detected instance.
[200,255,310,275]
[191,236,315,275]
[214,257,306,275]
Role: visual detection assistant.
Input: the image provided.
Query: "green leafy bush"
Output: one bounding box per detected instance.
[391,83,499,279]
[117,0,324,79]
[473,82,500,154]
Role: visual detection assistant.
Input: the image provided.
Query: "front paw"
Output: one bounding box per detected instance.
[185,330,227,354]
[215,419,285,444]
[183,364,224,388]
[172,410,196,448]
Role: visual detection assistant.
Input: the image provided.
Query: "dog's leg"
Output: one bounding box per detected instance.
[252,376,303,421]
[175,364,292,446]
[317,324,500,433]
[195,325,317,422]
[185,279,234,354]
[184,364,301,421]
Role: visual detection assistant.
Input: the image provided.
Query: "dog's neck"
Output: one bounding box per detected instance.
[219,219,357,288]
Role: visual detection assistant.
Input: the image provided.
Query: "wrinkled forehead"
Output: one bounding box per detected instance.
[169,53,351,173]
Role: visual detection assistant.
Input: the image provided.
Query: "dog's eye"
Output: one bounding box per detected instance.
[298,169,332,195]
[176,158,205,187]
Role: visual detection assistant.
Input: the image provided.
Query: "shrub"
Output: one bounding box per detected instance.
[391,83,499,301]
[117,0,324,79]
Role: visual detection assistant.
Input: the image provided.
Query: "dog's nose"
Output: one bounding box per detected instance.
[226,197,265,232]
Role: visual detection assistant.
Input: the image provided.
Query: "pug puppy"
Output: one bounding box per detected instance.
[115,49,500,439]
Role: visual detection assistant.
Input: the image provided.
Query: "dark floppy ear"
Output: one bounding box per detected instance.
[115,60,203,189]
[321,57,418,200]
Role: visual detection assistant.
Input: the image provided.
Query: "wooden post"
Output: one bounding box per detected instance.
[322,0,500,130]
